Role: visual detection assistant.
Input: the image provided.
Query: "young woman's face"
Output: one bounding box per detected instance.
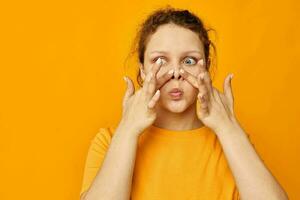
[140,23,206,113]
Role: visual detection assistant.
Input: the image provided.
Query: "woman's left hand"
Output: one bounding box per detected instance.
[180,67,238,134]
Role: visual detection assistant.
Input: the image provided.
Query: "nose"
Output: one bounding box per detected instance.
[171,66,183,80]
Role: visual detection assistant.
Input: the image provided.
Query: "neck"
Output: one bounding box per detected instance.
[153,101,204,131]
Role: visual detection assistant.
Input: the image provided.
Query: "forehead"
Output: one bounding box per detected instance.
[145,23,204,55]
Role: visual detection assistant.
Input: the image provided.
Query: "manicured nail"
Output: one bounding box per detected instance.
[156,58,162,65]
[199,59,204,66]
[155,89,160,96]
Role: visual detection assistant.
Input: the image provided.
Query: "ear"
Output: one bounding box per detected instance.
[139,63,146,81]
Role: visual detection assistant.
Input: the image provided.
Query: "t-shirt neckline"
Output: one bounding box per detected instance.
[147,124,211,137]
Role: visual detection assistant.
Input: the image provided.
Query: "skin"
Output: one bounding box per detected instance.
[140,23,205,131]
[81,23,289,200]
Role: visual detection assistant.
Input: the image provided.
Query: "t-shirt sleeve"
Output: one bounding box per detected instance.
[236,189,241,200]
[80,127,114,196]
[232,185,240,200]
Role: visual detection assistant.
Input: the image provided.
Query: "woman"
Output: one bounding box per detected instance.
[80,6,288,200]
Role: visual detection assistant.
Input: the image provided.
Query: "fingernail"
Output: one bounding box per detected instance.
[159,58,163,65]
[156,58,162,65]
[123,76,127,82]
[230,73,234,79]
[168,69,174,74]
[199,59,204,66]
[179,69,184,74]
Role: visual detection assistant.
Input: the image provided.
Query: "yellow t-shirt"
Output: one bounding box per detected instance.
[80,124,240,199]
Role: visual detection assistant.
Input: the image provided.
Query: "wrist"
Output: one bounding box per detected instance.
[117,120,142,139]
[214,118,242,137]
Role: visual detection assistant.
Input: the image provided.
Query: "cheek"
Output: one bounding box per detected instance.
[182,81,198,99]
[182,66,200,76]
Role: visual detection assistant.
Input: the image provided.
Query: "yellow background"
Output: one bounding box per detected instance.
[0,0,299,199]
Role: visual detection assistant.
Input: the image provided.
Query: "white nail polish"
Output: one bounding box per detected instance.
[199,59,204,66]
[156,58,162,65]
[155,89,160,95]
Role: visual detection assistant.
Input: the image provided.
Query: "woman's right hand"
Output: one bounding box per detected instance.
[120,59,174,137]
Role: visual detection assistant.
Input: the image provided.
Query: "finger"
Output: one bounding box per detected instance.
[198,58,207,74]
[122,76,135,107]
[142,71,153,94]
[223,73,234,107]
[156,69,174,89]
[152,58,164,76]
[144,58,163,97]
[197,92,209,118]
[179,69,199,88]
[197,75,209,117]
[197,73,210,108]
[147,89,160,109]
[197,60,211,118]
[198,58,213,96]
[148,58,163,91]
[199,71,214,98]
[198,93,209,108]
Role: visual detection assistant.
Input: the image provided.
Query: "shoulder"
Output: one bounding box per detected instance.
[90,126,117,147]
[84,126,117,160]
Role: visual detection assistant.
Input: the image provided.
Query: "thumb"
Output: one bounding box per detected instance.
[223,73,234,107]
[122,76,135,107]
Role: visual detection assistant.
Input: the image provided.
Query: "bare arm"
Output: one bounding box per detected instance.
[180,66,289,200]
[82,122,140,200]
[215,120,289,200]
[81,59,170,200]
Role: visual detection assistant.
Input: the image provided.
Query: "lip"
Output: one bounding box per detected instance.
[168,88,183,99]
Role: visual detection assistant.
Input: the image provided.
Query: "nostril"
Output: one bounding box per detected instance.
[171,74,182,80]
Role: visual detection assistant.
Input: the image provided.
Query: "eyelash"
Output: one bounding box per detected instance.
[152,56,198,65]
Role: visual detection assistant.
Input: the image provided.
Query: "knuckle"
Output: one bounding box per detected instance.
[199,85,206,91]
[156,79,162,86]
[145,89,152,97]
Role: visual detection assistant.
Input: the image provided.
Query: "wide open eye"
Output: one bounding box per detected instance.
[183,57,197,66]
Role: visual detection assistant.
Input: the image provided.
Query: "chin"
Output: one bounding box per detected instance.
[159,97,192,113]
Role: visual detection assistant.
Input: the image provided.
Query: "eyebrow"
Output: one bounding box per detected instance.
[149,50,202,55]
